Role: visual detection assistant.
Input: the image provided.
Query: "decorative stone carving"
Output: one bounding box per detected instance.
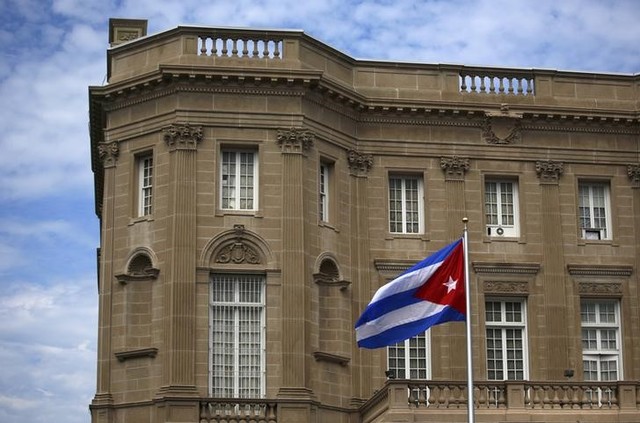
[483,280,529,295]
[628,164,640,188]
[535,160,564,184]
[215,224,261,264]
[98,141,119,168]
[578,281,623,296]
[347,149,373,175]
[441,156,470,181]
[482,114,522,145]
[163,123,203,151]
[276,128,314,153]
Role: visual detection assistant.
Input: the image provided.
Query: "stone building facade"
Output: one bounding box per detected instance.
[88,18,640,423]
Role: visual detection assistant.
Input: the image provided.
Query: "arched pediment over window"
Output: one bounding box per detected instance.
[116,247,159,284]
[199,224,277,269]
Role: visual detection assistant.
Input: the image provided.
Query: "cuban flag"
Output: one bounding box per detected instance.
[355,239,466,349]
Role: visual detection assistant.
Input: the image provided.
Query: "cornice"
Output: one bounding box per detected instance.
[114,347,158,362]
[472,262,541,275]
[374,259,415,279]
[567,264,633,277]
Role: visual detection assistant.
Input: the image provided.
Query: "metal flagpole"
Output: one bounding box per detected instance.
[462,217,475,423]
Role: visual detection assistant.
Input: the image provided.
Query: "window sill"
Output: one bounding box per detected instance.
[318,221,339,232]
[128,215,154,226]
[215,209,263,218]
[577,238,616,246]
[385,233,429,242]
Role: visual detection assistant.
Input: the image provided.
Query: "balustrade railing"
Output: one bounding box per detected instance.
[387,380,627,410]
[460,70,535,95]
[525,383,618,409]
[197,34,283,59]
[200,399,277,423]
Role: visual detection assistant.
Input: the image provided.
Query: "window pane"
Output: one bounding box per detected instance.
[211,274,265,398]
[389,175,422,234]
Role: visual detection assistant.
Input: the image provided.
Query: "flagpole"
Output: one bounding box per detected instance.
[462,217,475,423]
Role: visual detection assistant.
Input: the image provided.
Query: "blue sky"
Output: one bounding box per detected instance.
[0,0,638,422]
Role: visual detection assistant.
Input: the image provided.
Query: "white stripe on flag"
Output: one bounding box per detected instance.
[356,300,446,341]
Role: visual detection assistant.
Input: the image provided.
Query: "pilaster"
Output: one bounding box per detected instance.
[439,156,469,379]
[276,128,315,399]
[91,141,120,417]
[347,149,374,402]
[158,123,201,396]
[535,160,571,379]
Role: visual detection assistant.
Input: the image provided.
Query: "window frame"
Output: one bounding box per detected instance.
[219,149,259,212]
[136,152,154,217]
[209,273,266,398]
[388,173,425,235]
[581,299,622,382]
[319,162,330,222]
[484,178,520,238]
[484,298,529,381]
[578,181,612,241]
[387,331,431,380]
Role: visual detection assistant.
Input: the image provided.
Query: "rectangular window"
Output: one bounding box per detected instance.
[319,163,329,222]
[388,332,430,380]
[581,300,620,381]
[485,299,527,381]
[485,179,519,237]
[137,154,153,216]
[220,150,257,211]
[579,182,611,240]
[389,175,424,234]
[210,274,265,398]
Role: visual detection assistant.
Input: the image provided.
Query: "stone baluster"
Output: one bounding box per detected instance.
[241,38,249,56]
[200,36,208,55]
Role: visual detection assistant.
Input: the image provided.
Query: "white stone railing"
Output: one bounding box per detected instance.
[197,31,283,59]
[460,69,535,95]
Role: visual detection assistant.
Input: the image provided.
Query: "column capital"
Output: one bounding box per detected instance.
[535,160,564,185]
[347,149,373,175]
[440,156,469,181]
[163,123,203,151]
[627,164,640,188]
[98,141,119,168]
[276,128,314,154]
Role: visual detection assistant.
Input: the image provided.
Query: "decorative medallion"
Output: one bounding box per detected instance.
[347,149,373,175]
[482,112,522,145]
[98,141,119,168]
[535,160,564,184]
[276,128,314,153]
[214,224,261,264]
[628,164,640,188]
[163,123,203,151]
[440,156,470,181]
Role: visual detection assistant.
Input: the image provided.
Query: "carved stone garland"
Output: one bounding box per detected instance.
[215,224,261,264]
[535,160,564,184]
[441,156,470,181]
[163,123,203,151]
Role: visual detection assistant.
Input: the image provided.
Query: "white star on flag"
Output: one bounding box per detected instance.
[444,276,458,293]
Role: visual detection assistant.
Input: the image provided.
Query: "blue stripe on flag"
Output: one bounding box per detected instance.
[357,307,465,349]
